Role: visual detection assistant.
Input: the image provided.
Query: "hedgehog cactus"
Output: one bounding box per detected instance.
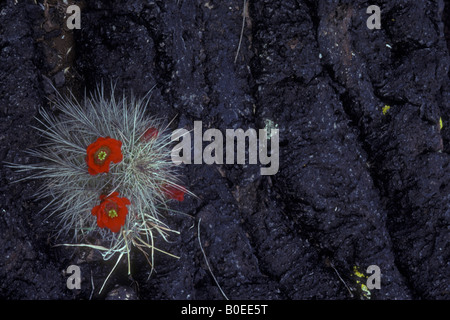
[9,84,189,291]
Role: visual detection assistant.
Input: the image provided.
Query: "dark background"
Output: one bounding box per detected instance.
[0,0,449,299]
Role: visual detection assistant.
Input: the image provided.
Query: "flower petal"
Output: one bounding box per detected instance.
[91,192,130,233]
[164,185,186,201]
[141,127,159,142]
[86,137,123,175]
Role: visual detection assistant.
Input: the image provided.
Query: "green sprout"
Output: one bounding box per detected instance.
[351,266,371,299]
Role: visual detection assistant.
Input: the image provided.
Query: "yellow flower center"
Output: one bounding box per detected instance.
[98,151,107,161]
[104,201,119,219]
[108,209,118,218]
[93,146,111,165]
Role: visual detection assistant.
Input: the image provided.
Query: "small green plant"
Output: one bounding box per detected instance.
[9,84,190,292]
[351,266,371,299]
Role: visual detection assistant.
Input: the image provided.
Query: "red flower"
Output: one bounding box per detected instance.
[141,127,159,142]
[91,192,131,233]
[86,137,123,175]
[163,185,186,201]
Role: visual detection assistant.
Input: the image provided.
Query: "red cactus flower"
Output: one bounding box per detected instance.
[164,185,186,201]
[141,127,159,142]
[86,137,123,175]
[91,192,131,233]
